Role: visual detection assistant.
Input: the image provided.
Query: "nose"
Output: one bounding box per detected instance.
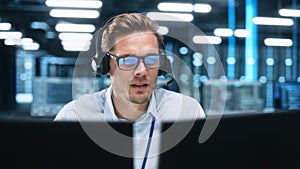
[134,60,147,75]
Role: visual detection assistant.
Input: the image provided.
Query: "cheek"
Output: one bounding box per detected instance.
[149,69,159,83]
[151,68,159,77]
[110,68,132,86]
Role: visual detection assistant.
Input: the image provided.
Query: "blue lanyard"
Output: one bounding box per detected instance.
[140,116,156,169]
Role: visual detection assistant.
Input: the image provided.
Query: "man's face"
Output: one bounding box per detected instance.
[109,32,159,105]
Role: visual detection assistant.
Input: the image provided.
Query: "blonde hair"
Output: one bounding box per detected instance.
[101,13,163,52]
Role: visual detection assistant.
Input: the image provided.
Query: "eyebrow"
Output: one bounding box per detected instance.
[114,52,160,58]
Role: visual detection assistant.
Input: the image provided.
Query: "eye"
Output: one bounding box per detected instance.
[122,57,138,65]
[145,55,160,65]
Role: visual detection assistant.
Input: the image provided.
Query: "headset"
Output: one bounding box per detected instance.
[90,14,174,85]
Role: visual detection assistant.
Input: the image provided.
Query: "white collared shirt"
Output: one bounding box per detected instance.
[54,86,206,169]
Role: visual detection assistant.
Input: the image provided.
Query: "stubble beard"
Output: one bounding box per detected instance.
[128,76,155,104]
[129,90,152,104]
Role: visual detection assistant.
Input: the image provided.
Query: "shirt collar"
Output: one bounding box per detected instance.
[104,86,126,121]
[146,91,159,119]
[104,85,159,122]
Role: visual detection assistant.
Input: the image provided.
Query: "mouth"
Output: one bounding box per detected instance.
[130,83,149,91]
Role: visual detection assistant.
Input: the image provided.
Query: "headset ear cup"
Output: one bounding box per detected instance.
[158,50,172,76]
[101,54,110,74]
[158,38,173,76]
[91,53,110,75]
[91,55,99,73]
[164,55,172,74]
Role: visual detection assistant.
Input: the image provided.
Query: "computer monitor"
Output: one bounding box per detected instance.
[0,119,133,169]
[159,110,300,169]
[31,77,100,117]
[274,82,300,110]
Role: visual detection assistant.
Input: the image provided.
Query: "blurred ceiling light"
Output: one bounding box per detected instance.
[20,38,33,46]
[50,9,99,19]
[23,42,40,50]
[62,44,90,51]
[157,2,193,12]
[61,40,91,51]
[264,38,293,47]
[157,26,169,35]
[206,56,216,64]
[4,38,21,46]
[61,40,91,47]
[55,23,95,32]
[279,9,300,17]
[146,12,193,22]
[213,28,233,37]
[253,17,293,26]
[234,29,250,37]
[193,35,222,44]
[30,21,50,30]
[58,33,93,41]
[193,4,212,13]
[16,93,33,103]
[46,31,56,39]
[0,23,11,30]
[45,0,102,9]
[0,31,22,39]
[5,37,39,49]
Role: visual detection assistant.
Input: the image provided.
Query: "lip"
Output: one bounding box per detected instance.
[130,83,149,91]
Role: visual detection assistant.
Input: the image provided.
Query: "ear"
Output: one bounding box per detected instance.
[107,59,116,76]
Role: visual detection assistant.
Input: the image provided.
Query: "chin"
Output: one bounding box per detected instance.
[129,94,150,104]
[129,98,149,104]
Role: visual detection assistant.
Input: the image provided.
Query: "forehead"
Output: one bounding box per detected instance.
[112,32,159,55]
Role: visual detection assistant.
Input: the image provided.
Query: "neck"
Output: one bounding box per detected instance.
[111,93,149,121]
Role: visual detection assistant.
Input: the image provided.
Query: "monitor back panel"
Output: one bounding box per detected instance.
[0,120,133,169]
[160,110,300,169]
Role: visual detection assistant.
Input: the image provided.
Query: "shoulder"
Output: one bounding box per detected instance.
[154,88,198,103]
[154,88,181,98]
[54,100,77,121]
[95,87,108,99]
[154,88,206,119]
[54,89,109,121]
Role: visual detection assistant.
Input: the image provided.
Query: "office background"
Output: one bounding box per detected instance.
[0,0,300,119]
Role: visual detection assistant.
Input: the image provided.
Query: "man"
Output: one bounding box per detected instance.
[55,13,206,169]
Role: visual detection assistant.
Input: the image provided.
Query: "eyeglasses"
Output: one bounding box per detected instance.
[107,53,161,71]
